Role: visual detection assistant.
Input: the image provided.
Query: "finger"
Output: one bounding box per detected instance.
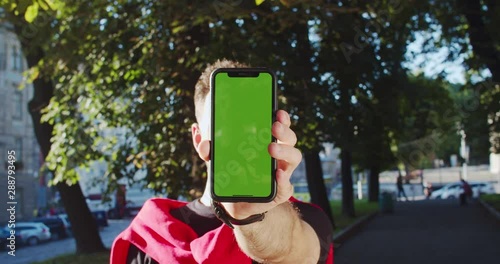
[274,168,294,203]
[268,143,302,172]
[276,110,291,128]
[272,121,297,146]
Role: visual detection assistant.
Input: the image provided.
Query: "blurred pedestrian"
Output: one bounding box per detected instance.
[409,183,415,201]
[397,172,408,201]
[423,182,433,199]
[459,178,473,206]
[49,205,56,216]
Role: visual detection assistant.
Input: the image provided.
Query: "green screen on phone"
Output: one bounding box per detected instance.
[212,70,275,200]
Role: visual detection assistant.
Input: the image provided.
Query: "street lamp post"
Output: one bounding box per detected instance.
[460,130,470,180]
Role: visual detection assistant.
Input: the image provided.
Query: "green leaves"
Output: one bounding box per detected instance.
[1,0,58,22]
[24,2,39,22]
[7,0,487,201]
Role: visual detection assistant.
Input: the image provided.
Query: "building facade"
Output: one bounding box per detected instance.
[0,23,42,223]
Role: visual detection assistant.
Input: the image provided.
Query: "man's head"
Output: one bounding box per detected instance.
[192,59,248,162]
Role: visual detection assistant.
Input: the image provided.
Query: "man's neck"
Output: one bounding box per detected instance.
[199,175,212,207]
[199,192,211,207]
[199,165,212,207]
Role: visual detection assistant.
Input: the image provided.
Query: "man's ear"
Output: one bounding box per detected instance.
[191,123,210,162]
[191,123,202,150]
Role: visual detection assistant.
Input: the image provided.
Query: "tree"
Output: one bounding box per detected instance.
[448,82,492,164]
[396,75,458,172]
[316,8,360,217]
[422,0,500,154]
[1,0,106,253]
[346,0,417,202]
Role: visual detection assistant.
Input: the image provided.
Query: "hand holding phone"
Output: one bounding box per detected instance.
[220,110,301,219]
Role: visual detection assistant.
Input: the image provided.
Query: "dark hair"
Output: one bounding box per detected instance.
[194,59,248,121]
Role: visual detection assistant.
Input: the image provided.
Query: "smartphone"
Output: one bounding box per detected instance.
[210,68,277,203]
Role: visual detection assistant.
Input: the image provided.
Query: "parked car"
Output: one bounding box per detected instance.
[470,182,496,197]
[92,210,109,229]
[32,216,70,240]
[12,222,51,246]
[57,214,72,236]
[430,181,496,199]
[1,226,24,250]
[0,227,8,250]
[1,227,19,250]
[430,183,461,199]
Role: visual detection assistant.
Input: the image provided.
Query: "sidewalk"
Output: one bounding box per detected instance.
[334,199,500,264]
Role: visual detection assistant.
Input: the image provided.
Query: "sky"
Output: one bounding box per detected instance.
[404,31,467,85]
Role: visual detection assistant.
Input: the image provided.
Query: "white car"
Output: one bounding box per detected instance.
[431,182,496,199]
[470,182,496,197]
[14,222,51,246]
[57,214,72,236]
[430,183,460,199]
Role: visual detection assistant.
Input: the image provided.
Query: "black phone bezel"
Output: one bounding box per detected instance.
[209,67,277,203]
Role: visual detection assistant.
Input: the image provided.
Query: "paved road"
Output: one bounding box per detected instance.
[0,219,131,264]
[335,199,500,264]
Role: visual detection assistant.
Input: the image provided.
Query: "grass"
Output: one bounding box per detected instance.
[31,251,110,264]
[330,199,379,235]
[481,193,500,212]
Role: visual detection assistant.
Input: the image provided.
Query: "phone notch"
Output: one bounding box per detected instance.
[227,71,260,78]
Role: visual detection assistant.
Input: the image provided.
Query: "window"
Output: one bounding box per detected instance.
[12,45,18,70]
[17,188,24,219]
[18,49,24,71]
[12,45,22,71]
[0,95,4,122]
[15,138,22,162]
[0,143,4,169]
[13,91,23,120]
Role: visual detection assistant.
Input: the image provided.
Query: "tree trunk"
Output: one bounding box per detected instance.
[304,151,336,228]
[15,23,106,253]
[367,165,380,202]
[341,149,355,217]
[56,183,106,253]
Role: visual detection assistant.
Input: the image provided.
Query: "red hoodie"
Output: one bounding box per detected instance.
[111,198,334,263]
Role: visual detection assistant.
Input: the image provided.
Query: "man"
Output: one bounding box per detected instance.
[396,172,408,202]
[111,59,334,264]
[459,178,473,206]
